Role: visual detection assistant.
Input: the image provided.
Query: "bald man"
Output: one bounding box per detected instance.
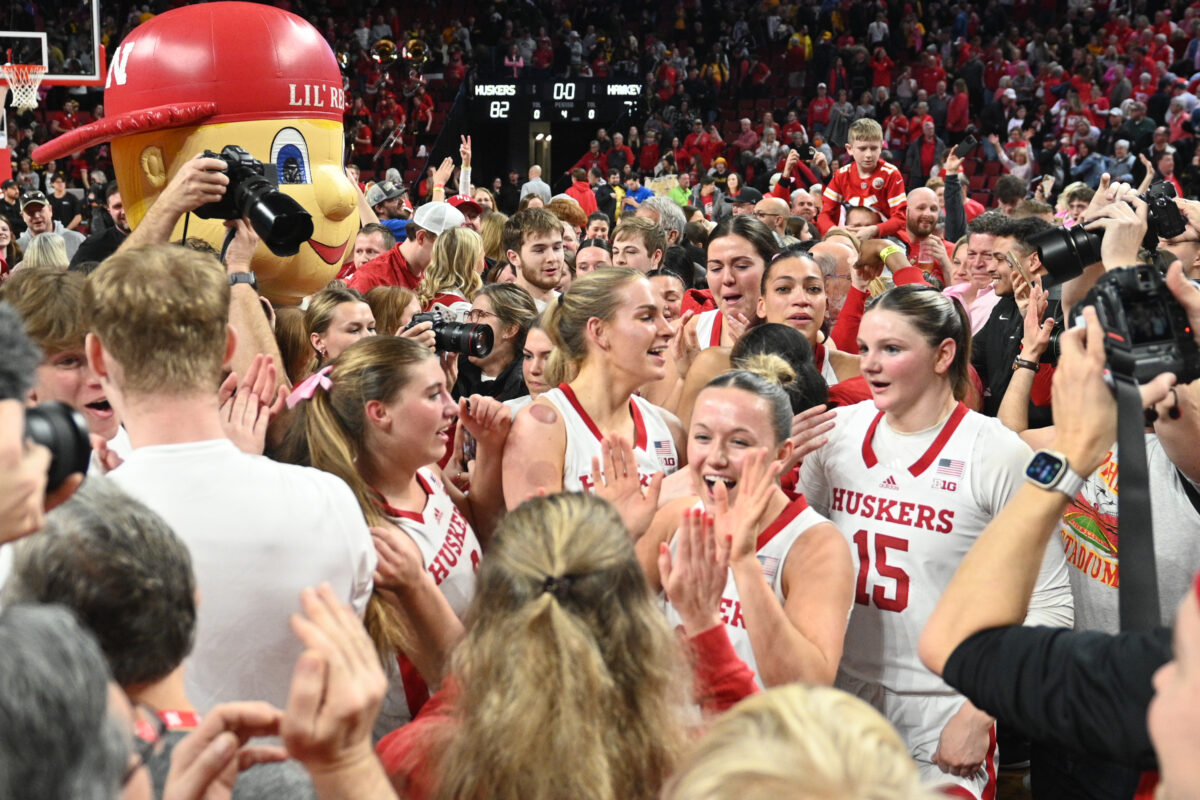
[754,196,797,246]
[900,186,952,286]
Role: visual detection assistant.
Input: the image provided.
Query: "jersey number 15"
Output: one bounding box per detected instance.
[853,529,910,612]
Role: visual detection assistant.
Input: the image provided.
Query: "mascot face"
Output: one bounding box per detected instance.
[34,1,357,304]
[114,119,359,304]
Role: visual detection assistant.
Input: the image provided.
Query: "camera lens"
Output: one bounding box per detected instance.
[1030,225,1103,288]
[435,322,494,357]
[24,402,92,491]
[242,186,315,257]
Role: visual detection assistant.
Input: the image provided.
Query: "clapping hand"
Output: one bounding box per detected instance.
[658,507,730,634]
[590,434,663,538]
[218,354,288,455]
[708,447,782,565]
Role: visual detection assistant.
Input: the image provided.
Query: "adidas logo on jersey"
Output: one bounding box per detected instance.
[880,475,900,490]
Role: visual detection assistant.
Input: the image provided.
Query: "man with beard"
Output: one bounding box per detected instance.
[71,183,132,266]
[896,187,952,286]
[504,207,565,311]
[18,191,85,259]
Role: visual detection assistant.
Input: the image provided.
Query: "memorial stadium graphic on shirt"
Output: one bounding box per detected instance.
[1060,448,1120,588]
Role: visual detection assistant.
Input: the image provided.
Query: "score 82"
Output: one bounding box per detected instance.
[489,101,510,119]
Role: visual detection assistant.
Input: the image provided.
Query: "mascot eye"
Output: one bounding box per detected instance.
[270,128,311,185]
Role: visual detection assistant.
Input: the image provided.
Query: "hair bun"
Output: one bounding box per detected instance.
[740,352,796,387]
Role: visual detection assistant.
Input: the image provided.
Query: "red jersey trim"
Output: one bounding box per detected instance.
[710,312,724,347]
[815,343,826,372]
[397,653,431,718]
[756,494,812,551]
[375,471,435,522]
[557,383,648,451]
[861,402,968,477]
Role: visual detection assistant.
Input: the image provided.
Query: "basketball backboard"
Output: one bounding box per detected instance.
[1,0,106,87]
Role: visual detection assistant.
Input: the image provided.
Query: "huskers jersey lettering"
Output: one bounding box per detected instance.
[817,401,993,694]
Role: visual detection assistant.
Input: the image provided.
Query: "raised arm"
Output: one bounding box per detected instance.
[116,154,230,253]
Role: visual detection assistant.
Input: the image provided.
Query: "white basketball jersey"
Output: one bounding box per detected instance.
[811,401,996,694]
[374,468,481,737]
[694,308,724,351]
[663,495,831,688]
[539,384,679,492]
[813,343,839,385]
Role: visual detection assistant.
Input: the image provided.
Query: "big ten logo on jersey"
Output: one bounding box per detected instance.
[654,439,677,469]
[578,470,655,491]
[932,458,963,493]
[428,510,478,583]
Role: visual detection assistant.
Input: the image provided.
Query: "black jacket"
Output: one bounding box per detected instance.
[945,625,1168,770]
[970,295,1055,428]
[452,352,527,403]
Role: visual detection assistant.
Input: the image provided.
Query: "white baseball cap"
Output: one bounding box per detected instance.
[412,202,466,234]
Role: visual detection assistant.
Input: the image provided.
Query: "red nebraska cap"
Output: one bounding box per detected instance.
[34,2,344,163]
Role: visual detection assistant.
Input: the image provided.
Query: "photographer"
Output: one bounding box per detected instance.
[919,263,1200,798]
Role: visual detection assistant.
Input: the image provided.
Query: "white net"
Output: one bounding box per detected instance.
[1,63,46,110]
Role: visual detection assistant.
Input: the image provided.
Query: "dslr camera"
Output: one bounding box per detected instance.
[404,311,494,357]
[1076,264,1200,384]
[1031,181,1187,287]
[26,402,91,492]
[194,145,315,257]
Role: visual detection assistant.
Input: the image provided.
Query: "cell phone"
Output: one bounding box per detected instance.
[461,429,477,464]
[953,135,978,158]
[1007,251,1035,288]
[800,145,816,161]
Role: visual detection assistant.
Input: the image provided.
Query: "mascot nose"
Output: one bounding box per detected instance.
[314,164,357,221]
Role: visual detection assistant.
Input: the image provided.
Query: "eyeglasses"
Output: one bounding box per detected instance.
[467,309,500,323]
[123,703,168,785]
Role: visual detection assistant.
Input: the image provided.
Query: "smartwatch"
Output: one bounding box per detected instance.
[1024,449,1085,498]
[229,271,258,292]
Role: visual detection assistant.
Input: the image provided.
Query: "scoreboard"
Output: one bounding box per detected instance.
[469,78,642,123]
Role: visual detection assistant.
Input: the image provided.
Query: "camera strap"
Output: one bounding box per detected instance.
[1115,375,1161,632]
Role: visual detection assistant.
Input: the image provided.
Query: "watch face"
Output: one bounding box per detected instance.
[1026,451,1065,485]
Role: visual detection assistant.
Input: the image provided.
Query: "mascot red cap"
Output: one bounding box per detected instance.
[35,2,345,162]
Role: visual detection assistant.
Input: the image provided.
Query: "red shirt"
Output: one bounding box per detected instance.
[871,56,894,88]
[817,159,908,237]
[947,92,970,132]
[565,180,599,215]
[809,95,834,126]
[347,246,420,293]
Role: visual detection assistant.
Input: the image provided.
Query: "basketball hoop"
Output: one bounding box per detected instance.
[1,63,47,110]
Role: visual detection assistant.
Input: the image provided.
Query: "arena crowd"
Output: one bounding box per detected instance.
[5,0,1200,799]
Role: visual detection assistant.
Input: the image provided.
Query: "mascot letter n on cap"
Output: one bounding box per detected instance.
[34,2,358,304]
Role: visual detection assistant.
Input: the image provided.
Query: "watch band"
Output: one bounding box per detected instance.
[1026,449,1086,498]
[228,271,257,290]
[1012,356,1040,372]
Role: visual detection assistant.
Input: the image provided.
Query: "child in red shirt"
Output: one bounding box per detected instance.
[817,118,908,239]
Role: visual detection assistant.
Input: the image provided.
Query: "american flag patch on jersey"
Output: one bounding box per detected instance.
[654,440,674,459]
[758,554,779,580]
[936,458,965,477]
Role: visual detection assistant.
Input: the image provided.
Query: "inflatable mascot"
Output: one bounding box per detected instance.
[33,2,359,304]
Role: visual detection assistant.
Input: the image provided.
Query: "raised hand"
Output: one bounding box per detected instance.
[781,404,836,473]
[457,395,512,454]
[281,584,388,774]
[667,310,699,376]
[709,447,782,564]
[658,507,730,634]
[590,434,663,538]
[163,703,286,800]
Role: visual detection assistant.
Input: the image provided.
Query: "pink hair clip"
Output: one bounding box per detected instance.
[285,366,332,409]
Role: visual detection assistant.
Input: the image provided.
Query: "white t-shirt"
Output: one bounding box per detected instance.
[1061,433,1200,634]
[801,401,1072,694]
[538,384,679,492]
[109,438,375,711]
[694,308,724,351]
